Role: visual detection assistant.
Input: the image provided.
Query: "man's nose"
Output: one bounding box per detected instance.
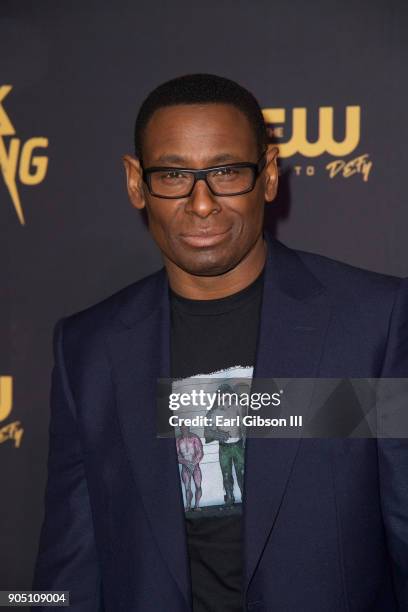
[185,178,221,218]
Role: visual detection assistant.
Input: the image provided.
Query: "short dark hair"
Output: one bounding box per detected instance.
[134,73,267,161]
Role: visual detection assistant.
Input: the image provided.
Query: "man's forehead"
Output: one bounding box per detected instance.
[142,103,258,165]
[151,151,252,167]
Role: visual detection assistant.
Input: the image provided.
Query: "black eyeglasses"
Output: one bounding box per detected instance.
[141,152,267,199]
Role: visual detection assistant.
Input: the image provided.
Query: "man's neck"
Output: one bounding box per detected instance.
[164,234,267,300]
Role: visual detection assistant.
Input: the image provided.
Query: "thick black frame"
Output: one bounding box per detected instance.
[141,152,267,198]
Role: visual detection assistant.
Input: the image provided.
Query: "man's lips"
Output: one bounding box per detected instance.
[179,227,231,247]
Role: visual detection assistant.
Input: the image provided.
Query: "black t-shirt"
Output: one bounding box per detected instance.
[170,269,264,612]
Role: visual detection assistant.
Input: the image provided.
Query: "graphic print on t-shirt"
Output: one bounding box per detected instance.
[174,366,252,519]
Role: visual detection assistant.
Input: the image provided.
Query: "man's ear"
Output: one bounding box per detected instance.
[264,145,279,203]
[122,154,146,210]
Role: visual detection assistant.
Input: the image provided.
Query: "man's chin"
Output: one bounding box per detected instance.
[177,254,237,278]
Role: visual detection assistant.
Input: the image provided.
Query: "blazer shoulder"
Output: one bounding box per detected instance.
[287,248,408,353]
[293,247,402,297]
[59,266,166,344]
[289,247,408,341]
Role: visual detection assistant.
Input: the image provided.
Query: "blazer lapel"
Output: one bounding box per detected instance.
[105,270,191,609]
[244,235,332,593]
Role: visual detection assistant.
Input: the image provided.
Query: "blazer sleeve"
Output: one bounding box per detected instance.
[377,277,408,608]
[32,318,103,611]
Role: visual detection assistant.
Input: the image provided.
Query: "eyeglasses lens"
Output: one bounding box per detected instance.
[149,166,255,197]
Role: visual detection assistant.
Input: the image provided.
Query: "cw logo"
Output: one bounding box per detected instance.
[0,85,49,225]
[262,106,361,158]
[0,376,23,447]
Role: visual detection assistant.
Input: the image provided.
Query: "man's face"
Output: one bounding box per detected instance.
[125,103,278,276]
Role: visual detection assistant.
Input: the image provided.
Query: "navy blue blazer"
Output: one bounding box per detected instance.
[33,232,408,611]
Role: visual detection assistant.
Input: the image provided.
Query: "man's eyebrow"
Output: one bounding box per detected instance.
[153,153,245,166]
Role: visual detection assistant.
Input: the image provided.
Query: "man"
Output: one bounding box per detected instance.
[33,74,408,611]
[176,424,203,511]
[204,383,246,506]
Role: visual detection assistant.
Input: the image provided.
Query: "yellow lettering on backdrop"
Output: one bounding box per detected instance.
[19,137,49,185]
[0,137,24,223]
[0,85,14,136]
[0,85,49,224]
[262,106,361,158]
[0,376,13,422]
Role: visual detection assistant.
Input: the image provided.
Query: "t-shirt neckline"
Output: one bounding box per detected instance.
[169,267,265,316]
